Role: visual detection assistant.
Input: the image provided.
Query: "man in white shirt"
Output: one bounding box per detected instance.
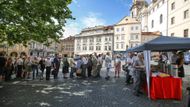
[45,57,52,80]
[81,56,88,78]
[105,52,112,80]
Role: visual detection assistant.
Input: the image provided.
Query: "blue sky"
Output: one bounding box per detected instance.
[63,0,151,37]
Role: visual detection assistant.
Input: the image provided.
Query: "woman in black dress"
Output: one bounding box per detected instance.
[176,52,185,78]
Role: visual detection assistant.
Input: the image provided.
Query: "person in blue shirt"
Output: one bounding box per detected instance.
[76,56,83,77]
[52,54,60,79]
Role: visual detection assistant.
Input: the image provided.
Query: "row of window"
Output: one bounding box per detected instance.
[76,46,112,51]
[116,34,125,40]
[151,9,189,28]
[171,0,188,11]
[77,37,112,43]
[149,0,165,15]
[171,9,189,25]
[130,34,139,40]
[30,43,47,50]
[63,45,74,51]
[171,29,189,37]
[116,43,139,49]
[151,14,163,28]
[116,44,124,49]
[115,26,139,32]
[63,47,74,51]
[149,0,188,15]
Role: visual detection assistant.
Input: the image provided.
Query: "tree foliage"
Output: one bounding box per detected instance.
[0,0,74,46]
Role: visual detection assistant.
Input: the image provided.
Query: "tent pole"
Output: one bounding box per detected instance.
[143,50,151,99]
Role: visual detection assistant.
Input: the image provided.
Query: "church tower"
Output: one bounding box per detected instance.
[130,0,148,18]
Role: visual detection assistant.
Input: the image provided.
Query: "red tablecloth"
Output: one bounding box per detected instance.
[150,76,182,100]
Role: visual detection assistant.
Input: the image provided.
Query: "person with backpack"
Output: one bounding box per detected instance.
[62,54,69,79]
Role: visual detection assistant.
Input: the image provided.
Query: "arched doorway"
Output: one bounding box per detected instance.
[10,52,18,57]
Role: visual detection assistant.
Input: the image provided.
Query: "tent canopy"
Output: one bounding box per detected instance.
[127,36,190,52]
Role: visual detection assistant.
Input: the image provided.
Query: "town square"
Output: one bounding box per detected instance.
[0,0,190,107]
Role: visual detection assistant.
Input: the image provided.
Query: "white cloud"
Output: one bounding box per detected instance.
[63,21,81,38]
[63,12,106,38]
[81,12,106,28]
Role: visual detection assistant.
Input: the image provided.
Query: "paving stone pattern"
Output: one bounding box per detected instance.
[0,77,188,107]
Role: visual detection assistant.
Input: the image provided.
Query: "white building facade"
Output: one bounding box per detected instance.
[147,0,168,35]
[74,26,114,55]
[168,0,190,37]
[135,0,168,35]
[135,0,190,37]
[114,16,141,52]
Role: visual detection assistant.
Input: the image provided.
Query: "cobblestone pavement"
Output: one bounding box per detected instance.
[0,66,189,107]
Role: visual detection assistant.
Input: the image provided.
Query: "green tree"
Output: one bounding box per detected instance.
[0,0,74,46]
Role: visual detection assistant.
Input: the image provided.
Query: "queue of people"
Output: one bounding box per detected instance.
[0,52,106,82]
[0,51,187,98]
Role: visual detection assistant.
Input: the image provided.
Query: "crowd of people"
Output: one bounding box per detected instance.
[0,52,113,82]
[122,51,187,97]
[0,51,187,97]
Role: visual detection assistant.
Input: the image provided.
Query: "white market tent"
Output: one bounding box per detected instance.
[126,36,190,98]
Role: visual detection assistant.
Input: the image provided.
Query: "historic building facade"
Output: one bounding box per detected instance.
[168,0,190,37]
[60,36,75,57]
[114,16,141,52]
[147,0,168,35]
[0,41,59,57]
[74,26,114,55]
[134,0,190,37]
[133,0,167,35]
[0,42,28,57]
